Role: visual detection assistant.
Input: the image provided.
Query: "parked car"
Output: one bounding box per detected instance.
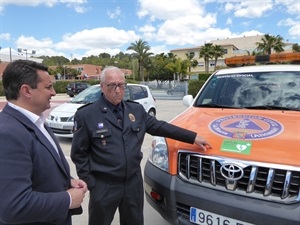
[166,85,186,95]
[46,83,156,138]
[66,82,91,97]
[144,65,300,225]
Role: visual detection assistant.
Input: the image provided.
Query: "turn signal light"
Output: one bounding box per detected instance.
[150,190,163,202]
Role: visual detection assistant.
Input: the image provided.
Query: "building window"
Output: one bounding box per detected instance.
[189,51,195,57]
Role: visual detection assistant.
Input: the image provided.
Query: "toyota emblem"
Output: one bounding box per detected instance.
[220,163,244,181]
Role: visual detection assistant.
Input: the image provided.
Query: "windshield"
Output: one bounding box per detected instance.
[71,85,101,103]
[195,70,300,111]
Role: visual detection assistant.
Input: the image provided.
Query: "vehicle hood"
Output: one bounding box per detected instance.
[49,102,84,117]
[167,107,300,167]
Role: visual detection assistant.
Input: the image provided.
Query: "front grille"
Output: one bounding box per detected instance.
[50,128,72,135]
[48,116,70,122]
[60,117,70,122]
[178,151,300,204]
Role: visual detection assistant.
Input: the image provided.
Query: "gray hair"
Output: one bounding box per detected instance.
[100,66,124,83]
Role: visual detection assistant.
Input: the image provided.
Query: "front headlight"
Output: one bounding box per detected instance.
[68,115,74,122]
[148,136,169,172]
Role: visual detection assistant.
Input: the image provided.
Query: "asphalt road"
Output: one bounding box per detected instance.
[54,95,187,225]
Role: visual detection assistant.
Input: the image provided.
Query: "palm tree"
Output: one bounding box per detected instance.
[292,43,300,52]
[212,45,225,71]
[256,34,285,55]
[199,43,214,73]
[185,52,195,73]
[127,39,153,82]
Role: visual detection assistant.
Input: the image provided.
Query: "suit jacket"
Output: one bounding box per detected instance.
[71,95,197,189]
[0,104,78,225]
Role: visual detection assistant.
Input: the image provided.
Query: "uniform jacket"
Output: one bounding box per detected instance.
[71,95,197,189]
[0,104,78,225]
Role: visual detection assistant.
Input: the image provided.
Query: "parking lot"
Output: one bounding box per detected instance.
[50,95,186,225]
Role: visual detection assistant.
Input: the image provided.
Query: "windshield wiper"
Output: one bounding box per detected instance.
[197,103,238,109]
[244,105,298,111]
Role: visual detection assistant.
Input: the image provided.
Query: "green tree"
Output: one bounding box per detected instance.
[212,45,225,71]
[292,43,300,52]
[165,58,188,85]
[127,39,153,82]
[185,52,195,72]
[41,55,70,67]
[256,34,285,55]
[149,53,174,87]
[199,43,214,73]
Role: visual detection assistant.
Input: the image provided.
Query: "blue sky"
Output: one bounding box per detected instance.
[0,0,299,60]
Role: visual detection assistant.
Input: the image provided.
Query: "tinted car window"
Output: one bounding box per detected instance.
[66,82,91,97]
[129,85,148,100]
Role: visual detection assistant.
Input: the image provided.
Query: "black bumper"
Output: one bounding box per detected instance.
[144,161,300,225]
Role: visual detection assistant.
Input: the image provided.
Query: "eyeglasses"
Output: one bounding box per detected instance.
[105,83,127,91]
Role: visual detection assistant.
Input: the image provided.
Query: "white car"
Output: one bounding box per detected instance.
[46,83,156,138]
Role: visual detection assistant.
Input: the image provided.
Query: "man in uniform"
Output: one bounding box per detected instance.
[71,66,211,225]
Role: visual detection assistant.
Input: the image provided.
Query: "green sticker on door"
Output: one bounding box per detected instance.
[221,139,252,154]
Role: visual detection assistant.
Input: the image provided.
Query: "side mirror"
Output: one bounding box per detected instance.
[182,95,194,107]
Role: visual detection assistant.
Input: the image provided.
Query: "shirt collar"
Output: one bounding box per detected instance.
[8,102,44,125]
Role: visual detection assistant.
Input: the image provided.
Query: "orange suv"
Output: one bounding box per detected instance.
[144,65,300,225]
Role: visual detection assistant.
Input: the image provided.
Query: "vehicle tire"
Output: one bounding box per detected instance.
[148,108,156,117]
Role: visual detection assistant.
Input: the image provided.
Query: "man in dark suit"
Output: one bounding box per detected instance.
[0,60,87,225]
[71,66,212,225]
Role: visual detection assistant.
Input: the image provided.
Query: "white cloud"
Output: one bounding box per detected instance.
[137,0,204,20]
[226,18,232,26]
[107,6,122,19]
[154,13,217,45]
[55,27,139,51]
[0,33,10,41]
[150,45,168,55]
[233,1,273,18]
[277,17,300,40]
[14,35,59,56]
[275,0,300,15]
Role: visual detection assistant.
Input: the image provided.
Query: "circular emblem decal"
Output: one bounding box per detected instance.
[209,115,283,140]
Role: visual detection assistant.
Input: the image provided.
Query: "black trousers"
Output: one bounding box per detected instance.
[88,172,144,225]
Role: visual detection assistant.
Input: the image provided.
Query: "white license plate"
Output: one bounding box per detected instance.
[48,122,63,129]
[67,88,71,90]
[190,207,253,225]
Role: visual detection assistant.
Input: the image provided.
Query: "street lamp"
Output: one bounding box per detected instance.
[18,48,36,60]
